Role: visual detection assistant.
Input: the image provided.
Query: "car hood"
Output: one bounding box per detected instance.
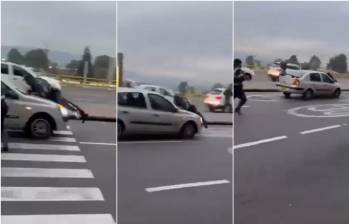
[23,94,58,107]
[178,109,200,118]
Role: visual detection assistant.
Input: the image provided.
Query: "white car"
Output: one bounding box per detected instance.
[2,79,69,139]
[136,84,175,103]
[1,62,61,93]
[268,62,300,82]
[204,88,231,112]
[277,70,341,99]
[117,87,203,139]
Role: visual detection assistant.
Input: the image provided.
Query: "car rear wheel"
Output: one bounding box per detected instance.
[333,88,341,98]
[303,89,313,100]
[283,92,291,99]
[180,123,196,139]
[27,117,52,139]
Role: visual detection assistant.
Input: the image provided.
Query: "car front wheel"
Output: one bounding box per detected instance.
[27,117,52,139]
[333,88,341,98]
[283,92,291,99]
[180,123,196,139]
[303,89,313,100]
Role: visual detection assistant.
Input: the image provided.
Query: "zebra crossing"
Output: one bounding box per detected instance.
[199,126,233,138]
[1,130,115,224]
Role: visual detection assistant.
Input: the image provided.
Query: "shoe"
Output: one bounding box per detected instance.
[234,108,241,115]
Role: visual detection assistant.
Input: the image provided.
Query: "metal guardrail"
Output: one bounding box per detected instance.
[48,74,117,88]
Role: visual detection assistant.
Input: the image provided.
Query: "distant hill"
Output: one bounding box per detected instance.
[1,45,80,68]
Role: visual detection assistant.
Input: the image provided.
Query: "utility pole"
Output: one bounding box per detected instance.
[117,52,124,87]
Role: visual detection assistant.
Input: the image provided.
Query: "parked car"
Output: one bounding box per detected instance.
[268,62,300,82]
[117,87,203,139]
[204,88,229,112]
[1,62,61,94]
[135,84,175,103]
[276,70,341,100]
[1,79,69,139]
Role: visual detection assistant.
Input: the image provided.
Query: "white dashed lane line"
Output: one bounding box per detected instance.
[146,179,230,193]
[8,143,80,151]
[300,124,342,135]
[234,135,288,150]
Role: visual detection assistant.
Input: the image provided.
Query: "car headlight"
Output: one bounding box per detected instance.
[58,104,68,117]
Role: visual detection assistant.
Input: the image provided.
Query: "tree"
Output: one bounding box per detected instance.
[77,47,93,76]
[66,60,81,71]
[178,81,188,94]
[7,48,24,64]
[24,49,49,69]
[211,83,224,89]
[309,55,321,70]
[245,55,255,67]
[94,55,111,78]
[327,54,347,73]
[287,55,300,65]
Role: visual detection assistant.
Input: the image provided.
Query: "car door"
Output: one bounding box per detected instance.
[321,73,336,95]
[118,91,154,134]
[147,93,180,133]
[2,82,24,129]
[308,73,325,96]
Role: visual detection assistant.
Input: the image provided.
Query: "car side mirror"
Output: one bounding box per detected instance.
[5,91,19,100]
[172,107,179,113]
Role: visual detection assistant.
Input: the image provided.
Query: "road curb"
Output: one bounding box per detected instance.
[245,88,349,92]
[71,116,233,125]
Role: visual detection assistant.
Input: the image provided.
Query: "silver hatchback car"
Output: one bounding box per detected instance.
[276,70,341,99]
[2,80,69,139]
[117,87,203,139]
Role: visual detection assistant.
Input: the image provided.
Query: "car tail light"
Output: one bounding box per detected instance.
[292,79,300,87]
[215,96,223,100]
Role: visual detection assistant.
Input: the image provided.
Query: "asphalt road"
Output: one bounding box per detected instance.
[118,126,233,224]
[1,120,116,223]
[235,92,349,224]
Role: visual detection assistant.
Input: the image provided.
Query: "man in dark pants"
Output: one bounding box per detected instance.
[2,95,9,151]
[234,59,248,114]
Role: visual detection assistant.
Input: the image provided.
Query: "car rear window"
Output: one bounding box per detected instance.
[209,89,223,95]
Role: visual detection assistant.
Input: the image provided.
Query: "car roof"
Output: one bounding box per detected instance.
[118,87,164,96]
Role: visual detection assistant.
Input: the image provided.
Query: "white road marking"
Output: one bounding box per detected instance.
[2,168,94,178]
[234,135,288,150]
[49,137,76,143]
[53,130,73,135]
[2,187,104,201]
[8,143,80,151]
[1,214,116,224]
[80,142,116,146]
[227,147,232,154]
[1,153,86,163]
[300,125,342,135]
[146,179,230,192]
[118,140,184,144]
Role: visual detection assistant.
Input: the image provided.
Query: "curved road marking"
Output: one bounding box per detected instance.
[288,104,349,118]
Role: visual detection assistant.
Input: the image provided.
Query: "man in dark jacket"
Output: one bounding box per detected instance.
[234,59,247,114]
[1,95,9,151]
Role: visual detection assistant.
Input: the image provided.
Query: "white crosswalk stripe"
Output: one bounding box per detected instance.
[199,128,232,138]
[1,153,86,163]
[1,214,115,224]
[2,168,94,178]
[1,131,115,223]
[2,187,104,201]
[8,143,80,151]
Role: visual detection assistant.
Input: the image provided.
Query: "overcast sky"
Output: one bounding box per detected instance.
[1,1,116,57]
[235,1,349,65]
[118,1,232,90]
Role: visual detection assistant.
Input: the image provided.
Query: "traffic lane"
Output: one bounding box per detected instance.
[119,136,232,224]
[62,86,115,105]
[69,120,116,219]
[235,92,349,144]
[235,125,349,224]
